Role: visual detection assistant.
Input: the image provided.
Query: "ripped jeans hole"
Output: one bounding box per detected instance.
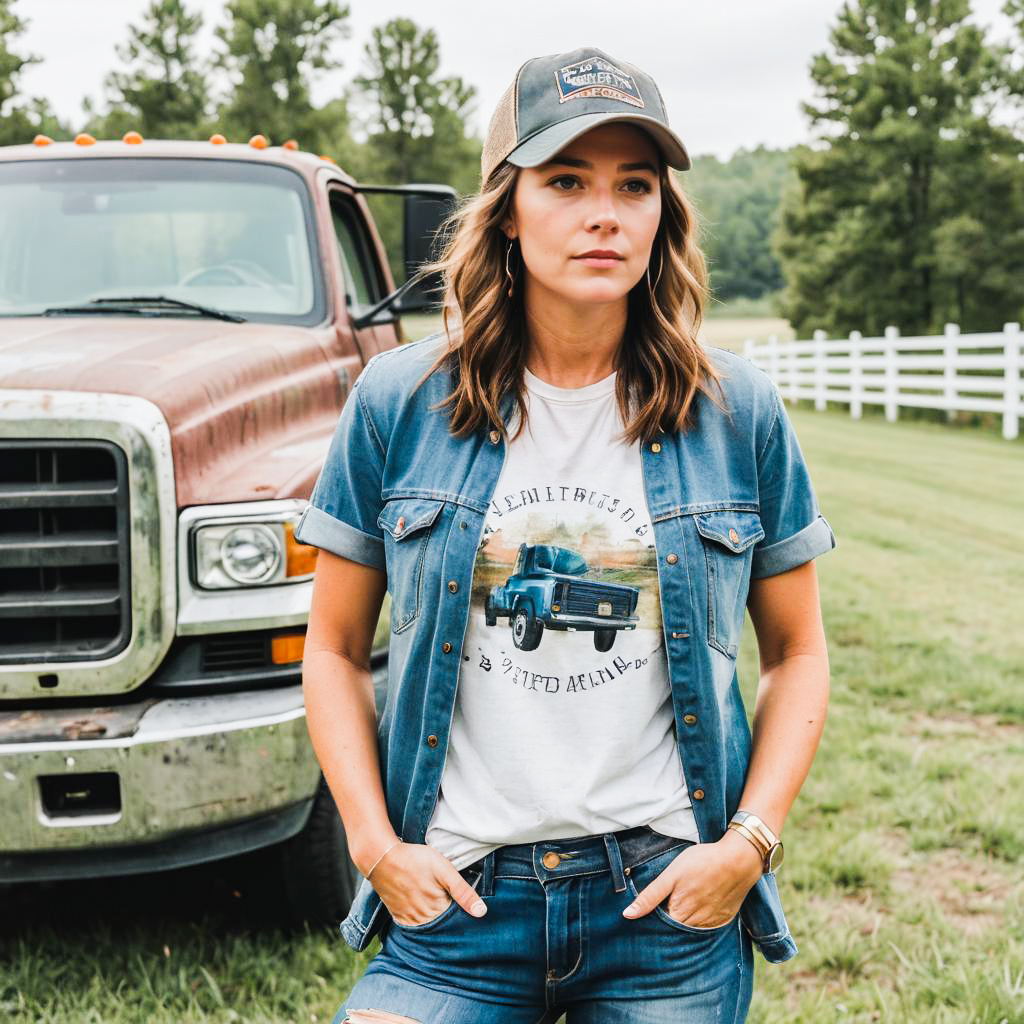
[344,1011,423,1024]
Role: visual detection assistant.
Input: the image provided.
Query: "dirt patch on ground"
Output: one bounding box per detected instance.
[883,830,1021,936]
[903,709,1024,742]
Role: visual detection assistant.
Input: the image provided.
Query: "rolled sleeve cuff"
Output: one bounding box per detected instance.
[750,514,837,579]
[294,505,386,570]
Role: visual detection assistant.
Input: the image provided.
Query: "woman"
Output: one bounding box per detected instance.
[296,46,837,1024]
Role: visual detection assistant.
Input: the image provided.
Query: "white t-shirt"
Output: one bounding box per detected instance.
[424,366,700,870]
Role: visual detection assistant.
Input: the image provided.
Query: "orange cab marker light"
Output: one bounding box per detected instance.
[271,632,306,665]
[319,154,337,165]
[249,134,268,149]
[283,139,299,151]
[284,520,318,578]
[74,133,96,146]
[33,134,53,146]
[123,130,143,144]
[209,133,227,145]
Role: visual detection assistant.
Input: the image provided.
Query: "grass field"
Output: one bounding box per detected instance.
[2,319,1022,1022]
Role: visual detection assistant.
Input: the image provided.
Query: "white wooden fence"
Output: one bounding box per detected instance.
[742,322,1023,440]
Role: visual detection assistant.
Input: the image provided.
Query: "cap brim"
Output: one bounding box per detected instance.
[504,111,691,172]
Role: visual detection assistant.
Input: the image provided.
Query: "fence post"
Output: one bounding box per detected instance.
[850,330,862,420]
[813,329,827,411]
[884,325,900,423]
[1004,322,1021,441]
[767,334,779,393]
[943,322,960,424]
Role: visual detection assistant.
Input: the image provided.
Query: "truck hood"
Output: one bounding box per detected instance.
[0,316,344,506]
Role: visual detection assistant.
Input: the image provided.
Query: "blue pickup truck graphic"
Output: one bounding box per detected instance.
[484,543,640,652]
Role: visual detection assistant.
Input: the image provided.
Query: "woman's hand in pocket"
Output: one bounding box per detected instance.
[368,841,487,926]
[623,830,764,929]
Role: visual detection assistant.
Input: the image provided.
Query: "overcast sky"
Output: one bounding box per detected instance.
[17,0,1018,161]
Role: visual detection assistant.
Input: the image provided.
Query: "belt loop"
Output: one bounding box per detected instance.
[480,850,495,898]
[603,832,627,893]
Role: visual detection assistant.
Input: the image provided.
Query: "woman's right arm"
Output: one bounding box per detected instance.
[302,549,488,924]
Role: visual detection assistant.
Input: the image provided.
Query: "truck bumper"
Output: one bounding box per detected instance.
[0,686,320,882]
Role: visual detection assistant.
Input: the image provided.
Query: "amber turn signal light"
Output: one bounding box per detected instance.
[271,632,306,665]
[284,520,318,578]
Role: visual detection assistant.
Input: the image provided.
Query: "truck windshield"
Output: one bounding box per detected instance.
[0,158,324,325]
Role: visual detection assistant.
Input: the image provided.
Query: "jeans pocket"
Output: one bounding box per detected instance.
[625,844,738,936]
[390,867,482,933]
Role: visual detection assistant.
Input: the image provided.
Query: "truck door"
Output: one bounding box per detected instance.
[327,187,400,365]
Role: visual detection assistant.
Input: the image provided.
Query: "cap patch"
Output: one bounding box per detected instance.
[555,55,645,108]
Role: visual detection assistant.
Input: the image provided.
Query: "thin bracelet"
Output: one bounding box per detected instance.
[365,837,403,880]
[727,821,768,858]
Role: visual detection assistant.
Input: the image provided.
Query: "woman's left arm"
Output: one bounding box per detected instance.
[623,558,830,928]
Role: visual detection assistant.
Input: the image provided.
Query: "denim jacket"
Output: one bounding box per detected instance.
[294,332,837,964]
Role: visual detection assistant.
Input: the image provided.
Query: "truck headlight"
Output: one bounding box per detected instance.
[191,514,317,590]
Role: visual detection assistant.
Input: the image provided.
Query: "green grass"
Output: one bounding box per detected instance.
[2,384,1023,1022]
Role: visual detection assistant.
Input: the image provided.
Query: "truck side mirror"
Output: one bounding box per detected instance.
[350,183,458,329]
[396,188,458,314]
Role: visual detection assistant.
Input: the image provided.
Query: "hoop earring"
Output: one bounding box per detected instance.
[505,238,516,298]
[647,249,664,294]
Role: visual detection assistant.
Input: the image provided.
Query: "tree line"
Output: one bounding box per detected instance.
[0,0,1022,335]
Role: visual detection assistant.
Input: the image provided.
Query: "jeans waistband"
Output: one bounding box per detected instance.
[466,825,695,899]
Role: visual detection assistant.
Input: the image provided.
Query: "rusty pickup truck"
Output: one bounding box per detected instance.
[0,134,453,924]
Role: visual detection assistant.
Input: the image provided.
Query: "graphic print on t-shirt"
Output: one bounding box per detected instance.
[424,367,699,870]
[472,483,664,692]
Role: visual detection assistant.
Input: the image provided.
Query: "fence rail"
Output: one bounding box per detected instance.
[742,322,1023,440]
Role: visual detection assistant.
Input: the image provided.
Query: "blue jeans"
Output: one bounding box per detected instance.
[335,824,755,1023]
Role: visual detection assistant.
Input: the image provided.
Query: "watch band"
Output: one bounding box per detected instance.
[729,809,784,873]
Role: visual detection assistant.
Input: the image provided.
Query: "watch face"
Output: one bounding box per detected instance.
[767,842,785,873]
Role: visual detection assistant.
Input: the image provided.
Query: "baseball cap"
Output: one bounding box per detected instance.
[481,46,691,184]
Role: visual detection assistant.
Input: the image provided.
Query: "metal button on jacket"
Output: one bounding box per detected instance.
[489,429,501,444]
[426,734,438,748]
[441,641,452,653]
[447,580,458,593]
[542,851,561,869]
[666,553,678,564]
[683,713,698,726]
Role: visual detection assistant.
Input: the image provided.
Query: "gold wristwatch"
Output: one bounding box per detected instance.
[727,809,784,873]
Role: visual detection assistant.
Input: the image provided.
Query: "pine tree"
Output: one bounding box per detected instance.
[215,0,350,151]
[352,17,479,192]
[775,0,1023,337]
[0,0,64,144]
[94,0,210,140]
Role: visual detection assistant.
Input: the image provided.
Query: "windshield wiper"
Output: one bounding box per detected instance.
[42,295,246,323]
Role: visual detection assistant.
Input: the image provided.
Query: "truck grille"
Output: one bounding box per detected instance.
[0,440,131,664]
[563,583,632,618]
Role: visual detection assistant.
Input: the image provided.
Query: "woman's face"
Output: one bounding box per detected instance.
[504,122,662,309]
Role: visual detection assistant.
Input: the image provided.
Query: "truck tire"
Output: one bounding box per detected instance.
[511,605,543,651]
[273,773,360,928]
[593,628,616,653]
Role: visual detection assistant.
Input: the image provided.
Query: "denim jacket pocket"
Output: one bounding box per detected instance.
[377,497,445,633]
[694,509,764,658]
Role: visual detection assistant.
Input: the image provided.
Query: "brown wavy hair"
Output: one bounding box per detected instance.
[415,155,729,445]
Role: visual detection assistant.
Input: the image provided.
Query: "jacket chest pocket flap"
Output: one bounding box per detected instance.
[377,498,445,633]
[694,509,764,658]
